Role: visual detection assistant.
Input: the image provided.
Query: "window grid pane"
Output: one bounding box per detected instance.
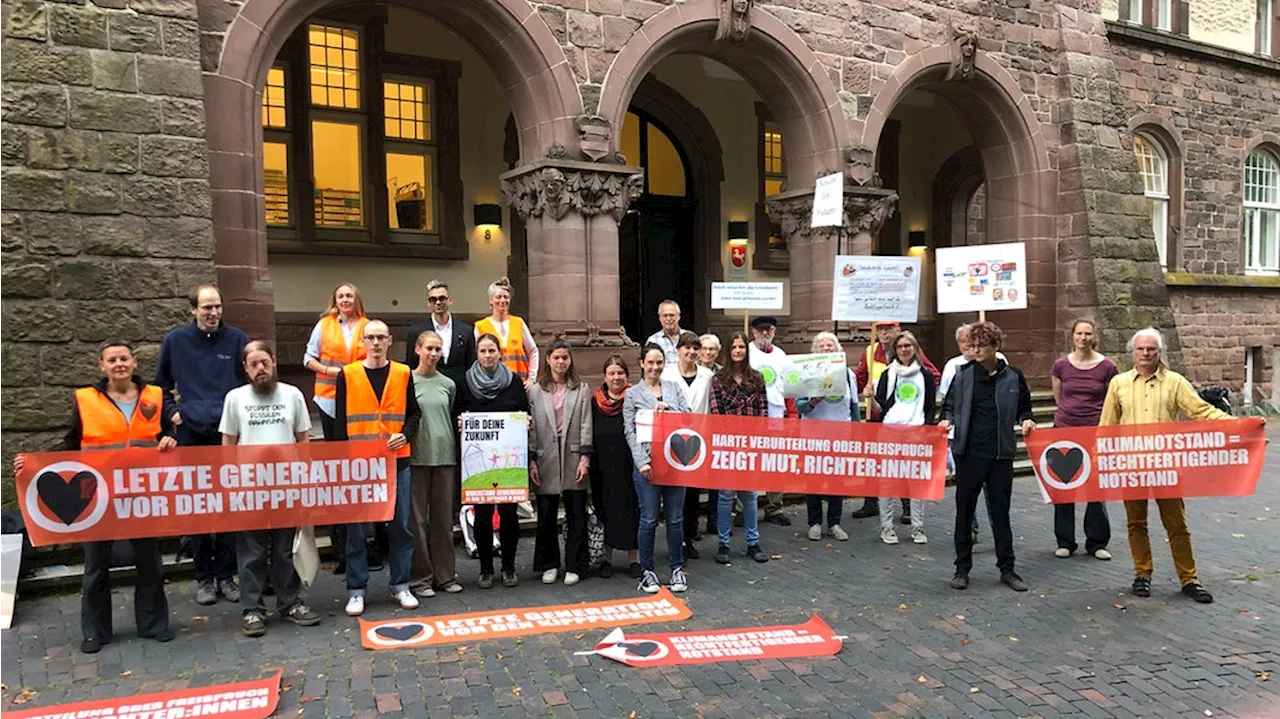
[311,119,363,228]
[1133,134,1168,195]
[264,140,289,226]
[308,24,360,110]
[763,129,784,177]
[1150,197,1168,267]
[1244,150,1280,207]
[383,79,431,141]
[387,150,435,233]
[263,66,287,128]
[1156,0,1171,30]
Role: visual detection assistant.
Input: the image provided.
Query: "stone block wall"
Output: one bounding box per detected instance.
[1,0,216,506]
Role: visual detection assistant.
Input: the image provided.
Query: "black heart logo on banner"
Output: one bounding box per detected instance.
[670,435,701,466]
[375,625,424,643]
[1046,447,1085,485]
[36,470,98,525]
[619,640,662,658]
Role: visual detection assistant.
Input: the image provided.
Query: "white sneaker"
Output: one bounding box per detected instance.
[542,569,558,584]
[1055,548,1072,558]
[911,528,928,544]
[1093,549,1112,561]
[808,524,823,541]
[412,586,436,598]
[563,572,580,586]
[880,528,899,545]
[345,595,364,617]
[394,589,419,610]
[830,524,849,542]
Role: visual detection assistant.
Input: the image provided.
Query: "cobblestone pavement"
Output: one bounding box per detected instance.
[4,430,1278,718]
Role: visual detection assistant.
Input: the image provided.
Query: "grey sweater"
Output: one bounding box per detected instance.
[622,379,692,468]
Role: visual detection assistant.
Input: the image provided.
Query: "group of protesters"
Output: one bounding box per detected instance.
[16,277,1248,654]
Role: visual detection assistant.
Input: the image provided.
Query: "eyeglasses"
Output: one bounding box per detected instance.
[363,335,392,343]
[427,296,450,303]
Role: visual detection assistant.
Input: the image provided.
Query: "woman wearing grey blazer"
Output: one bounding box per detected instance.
[527,340,594,586]
[623,343,692,595]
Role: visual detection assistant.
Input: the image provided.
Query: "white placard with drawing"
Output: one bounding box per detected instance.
[830,255,922,323]
[935,242,1028,313]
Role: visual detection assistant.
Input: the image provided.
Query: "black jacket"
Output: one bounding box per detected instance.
[457,372,530,416]
[873,364,937,425]
[56,376,177,451]
[942,360,1033,461]
[405,316,476,410]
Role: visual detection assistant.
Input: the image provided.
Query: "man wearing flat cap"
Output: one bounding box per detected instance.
[747,315,794,526]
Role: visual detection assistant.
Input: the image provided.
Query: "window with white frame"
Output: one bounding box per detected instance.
[1261,0,1275,56]
[1134,133,1170,268]
[1244,148,1280,274]
[1155,0,1172,30]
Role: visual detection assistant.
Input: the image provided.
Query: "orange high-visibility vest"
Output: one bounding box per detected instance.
[74,385,164,450]
[475,315,530,380]
[343,361,412,459]
[314,314,370,402]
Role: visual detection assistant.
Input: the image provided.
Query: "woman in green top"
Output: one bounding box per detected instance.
[409,331,462,597]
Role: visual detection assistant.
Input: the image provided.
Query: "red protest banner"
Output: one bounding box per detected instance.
[15,441,396,547]
[578,616,843,667]
[648,414,948,499]
[359,588,691,650]
[6,670,282,719]
[1026,418,1268,503]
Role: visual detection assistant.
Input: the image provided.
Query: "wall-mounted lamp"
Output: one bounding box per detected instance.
[908,230,928,248]
[474,203,502,243]
[727,221,750,241]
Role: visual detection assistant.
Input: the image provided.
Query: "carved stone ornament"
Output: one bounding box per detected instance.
[576,115,613,162]
[945,29,978,82]
[501,160,646,223]
[764,186,899,240]
[714,0,753,43]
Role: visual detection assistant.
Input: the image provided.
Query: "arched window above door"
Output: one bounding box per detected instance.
[1133,132,1171,268]
[621,111,689,198]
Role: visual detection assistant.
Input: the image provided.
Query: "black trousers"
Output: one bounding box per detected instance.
[178,425,237,583]
[1054,502,1110,553]
[474,503,519,574]
[235,529,301,617]
[82,539,169,642]
[954,455,1016,575]
[682,487,718,540]
[534,492,588,574]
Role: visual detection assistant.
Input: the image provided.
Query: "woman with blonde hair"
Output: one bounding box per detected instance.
[474,277,539,386]
[303,283,369,439]
[872,329,937,545]
[797,331,860,542]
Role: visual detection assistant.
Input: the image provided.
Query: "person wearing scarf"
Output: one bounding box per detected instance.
[872,330,937,545]
[589,355,641,578]
[459,333,531,589]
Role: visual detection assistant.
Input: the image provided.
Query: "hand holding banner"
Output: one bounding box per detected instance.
[1025,418,1267,503]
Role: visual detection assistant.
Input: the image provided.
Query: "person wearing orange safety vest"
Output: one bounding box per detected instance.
[474,276,539,384]
[332,320,421,618]
[13,341,177,654]
[303,282,370,440]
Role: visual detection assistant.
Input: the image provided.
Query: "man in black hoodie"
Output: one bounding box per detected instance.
[155,284,249,606]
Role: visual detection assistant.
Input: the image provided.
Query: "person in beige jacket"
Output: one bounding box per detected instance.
[527,339,594,586]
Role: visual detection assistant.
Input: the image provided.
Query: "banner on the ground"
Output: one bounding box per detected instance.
[14,442,395,547]
[935,241,1027,313]
[460,412,529,504]
[776,352,849,399]
[831,255,921,323]
[648,414,947,499]
[359,588,691,650]
[578,616,843,667]
[5,670,282,719]
[1026,418,1267,503]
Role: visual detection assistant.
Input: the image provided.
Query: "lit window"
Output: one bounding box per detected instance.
[1133,133,1169,268]
[263,67,287,128]
[764,130,784,176]
[763,122,786,251]
[312,120,364,227]
[384,79,431,141]
[1244,149,1280,275]
[387,153,435,233]
[264,141,290,226]
[308,24,360,109]
[646,122,686,197]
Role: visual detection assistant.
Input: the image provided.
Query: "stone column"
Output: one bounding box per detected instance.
[500,159,644,347]
[767,186,898,344]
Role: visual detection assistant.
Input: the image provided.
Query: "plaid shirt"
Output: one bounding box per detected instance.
[709,375,768,417]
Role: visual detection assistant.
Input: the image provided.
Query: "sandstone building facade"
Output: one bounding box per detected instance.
[3,0,1278,484]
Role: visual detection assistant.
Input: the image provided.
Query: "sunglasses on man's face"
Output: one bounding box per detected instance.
[427,296,450,303]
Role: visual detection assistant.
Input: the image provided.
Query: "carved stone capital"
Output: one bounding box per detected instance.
[500,159,645,223]
[534,322,635,348]
[764,186,899,241]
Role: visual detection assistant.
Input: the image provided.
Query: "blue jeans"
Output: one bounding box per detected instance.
[718,490,759,547]
[633,469,685,573]
[346,465,413,595]
[806,495,843,527]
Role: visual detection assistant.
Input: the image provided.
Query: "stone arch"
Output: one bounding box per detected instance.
[598,0,849,190]
[1129,114,1185,270]
[1244,132,1280,158]
[202,0,580,338]
[860,44,1058,378]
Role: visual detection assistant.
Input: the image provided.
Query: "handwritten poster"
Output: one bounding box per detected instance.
[830,255,922,323]
[710,282,785,310]
[777,352,849,399]
[935,242,1027,313]
[460,412,529,504]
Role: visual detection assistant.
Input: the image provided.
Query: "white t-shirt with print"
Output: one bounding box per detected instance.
[219,382,312,445]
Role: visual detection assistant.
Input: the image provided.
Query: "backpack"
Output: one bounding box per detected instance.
[459,505,501,559]
[1198,387,1232,416]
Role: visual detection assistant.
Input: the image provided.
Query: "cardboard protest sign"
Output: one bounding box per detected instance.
[359,588,691,650]
[14,442,394,547]
[6,670,282,719]
[578,616,843,667]
[460,412,529,504]
[649,414,947,499]
[831,255,921,323]
[1026,418,1268,503]
[775,352,848,399]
